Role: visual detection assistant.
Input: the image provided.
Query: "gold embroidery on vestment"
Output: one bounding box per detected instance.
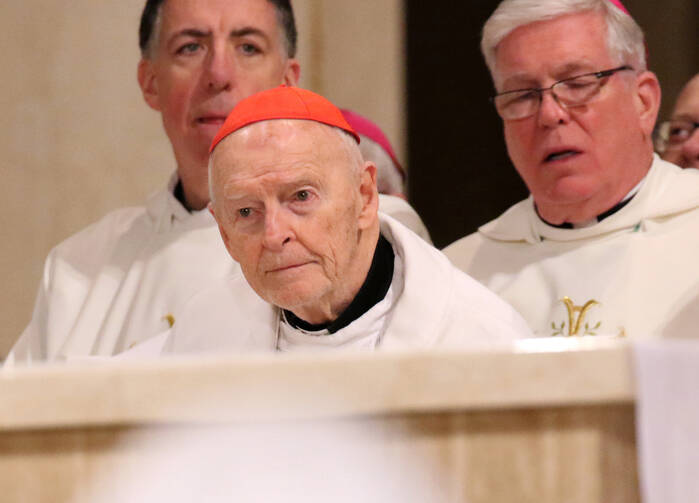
[163,313,175,328]
[552,297,600,336]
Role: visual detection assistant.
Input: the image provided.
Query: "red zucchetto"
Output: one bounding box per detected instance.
[210,85,360,153]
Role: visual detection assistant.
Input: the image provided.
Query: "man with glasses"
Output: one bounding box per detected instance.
[445,0,699,339]
[656,73,699,170]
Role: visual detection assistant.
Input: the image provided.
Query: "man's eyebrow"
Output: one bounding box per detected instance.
[501,61,598,90]
[167,27,270,48]
[169,28,211,41]
[283,177,322,189]
[222,176,321,198]
[221,184,250,202]
[500,74,539,91]
[230,27,270,41]
[553,62,595,78]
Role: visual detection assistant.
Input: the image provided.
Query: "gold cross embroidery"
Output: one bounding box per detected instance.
[557,297,600,336]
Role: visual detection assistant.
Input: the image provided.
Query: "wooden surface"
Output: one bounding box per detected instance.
[0,339,639,502]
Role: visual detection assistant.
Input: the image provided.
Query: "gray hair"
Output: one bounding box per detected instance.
[481,0,647,83]
[208,120,364,207]
[358,135,405,196]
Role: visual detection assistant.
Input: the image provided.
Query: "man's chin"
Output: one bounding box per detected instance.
[260,284,317,310]
[533,184,598,221]
[183,129,220,160]
[543,176,597,203]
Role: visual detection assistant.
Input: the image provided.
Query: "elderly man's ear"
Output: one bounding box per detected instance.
[634,71,662,138]
[357,161,379,230]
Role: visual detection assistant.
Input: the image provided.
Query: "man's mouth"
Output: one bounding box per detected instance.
[196,116,227,126]
[268,262,311,274]
[544,149,581,163]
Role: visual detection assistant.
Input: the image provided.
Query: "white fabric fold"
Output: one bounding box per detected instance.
[634,339,699,503]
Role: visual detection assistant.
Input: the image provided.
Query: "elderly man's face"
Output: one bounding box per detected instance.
[662,75,699,170]
[494,12,658,223]
[211,121,378,323]
[138,0,300,207]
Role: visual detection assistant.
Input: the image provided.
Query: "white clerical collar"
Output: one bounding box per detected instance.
[276,282,396,352]
[276,248,403,353]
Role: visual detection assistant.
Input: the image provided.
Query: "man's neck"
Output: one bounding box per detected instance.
[284,234,394,334]
[174,166,209,212]
[172,179,192,211]
[537,168,650,226]
[288,226,381,325]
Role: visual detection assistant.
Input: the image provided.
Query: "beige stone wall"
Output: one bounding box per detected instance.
[0,0,405,357]
[295,0,405,158]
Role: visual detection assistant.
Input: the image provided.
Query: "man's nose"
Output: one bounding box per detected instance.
[262,208,293,251]
[205,45,234,92]
[536,90,571,128]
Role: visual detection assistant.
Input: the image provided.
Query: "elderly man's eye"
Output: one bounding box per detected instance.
[517,91,538,102]
[564,78,596,90]
[239,208,252,218]
[295,190,310,201]
[503,91,536,107]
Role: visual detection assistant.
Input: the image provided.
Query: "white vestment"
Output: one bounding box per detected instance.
[164,213,531,355]
[444,156,699,339]
[9,175,432,363]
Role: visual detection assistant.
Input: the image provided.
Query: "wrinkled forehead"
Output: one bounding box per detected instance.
[210,119,357,184]
[158,0,284,43]
[221,119,348,153]
[493,11,610,85]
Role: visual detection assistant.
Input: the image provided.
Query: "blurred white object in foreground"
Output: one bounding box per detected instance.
[79,415,448,502]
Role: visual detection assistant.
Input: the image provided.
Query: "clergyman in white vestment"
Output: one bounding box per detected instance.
[444,0,699,339]
[164,86,531,353]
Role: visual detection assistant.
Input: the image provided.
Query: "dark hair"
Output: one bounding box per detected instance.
[139,0,297,58]
[267,0,297,58]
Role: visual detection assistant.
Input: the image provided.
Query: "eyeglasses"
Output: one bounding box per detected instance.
[492,65,634,120]
[655,119,699,153]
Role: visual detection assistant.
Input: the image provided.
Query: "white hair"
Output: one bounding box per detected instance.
[208,120,365,207]
[358,135,405,196]
[335,126,365,180]
[481,0,647,82]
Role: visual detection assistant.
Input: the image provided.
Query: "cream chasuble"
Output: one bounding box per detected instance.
[444,156,699,339]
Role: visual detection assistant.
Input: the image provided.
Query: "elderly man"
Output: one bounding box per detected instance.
[163,86,530,353]
[656,73,699,170]
[9,0,427,363]
[444,0,699,339]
